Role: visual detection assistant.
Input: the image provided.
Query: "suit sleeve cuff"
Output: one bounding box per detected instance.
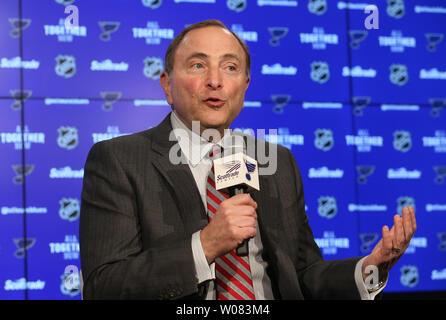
[191,231,215,284]
[354,256,388,300]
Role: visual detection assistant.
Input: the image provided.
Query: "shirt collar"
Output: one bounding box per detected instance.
[170,111,231,167]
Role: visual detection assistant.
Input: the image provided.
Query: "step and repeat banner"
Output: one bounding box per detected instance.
[0,0,445,299]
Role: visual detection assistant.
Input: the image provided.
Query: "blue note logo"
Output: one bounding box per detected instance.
[59,198,80,222]
[359,233,379,253]
[13,238,36,258]
[98,22,120,41]
[434,166,446,184]
[227,0,247,12]
[143,57,163,80]
[9,18,31,38]
[356,166,375,184]
[389,64,408,86]
[271,94,291,114]
[349,30,367,49]
[100,91,122,111]
[393,130,412,152]
[400,265,419,288]
[57,126,79,150]
[425,33,444,52]
[55,55,76,78]
[387,0,405,19]
[314,129,334,151]
[12,164,35,185]
[308,0,327,15]
[268,27,288,46]
[438,233,446,251]
[318,196,337,219]
[310,61,330,84]
[142,0,162,9]
[397,196,415,215]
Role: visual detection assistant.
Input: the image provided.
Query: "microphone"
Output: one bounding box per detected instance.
[213,145,260,257]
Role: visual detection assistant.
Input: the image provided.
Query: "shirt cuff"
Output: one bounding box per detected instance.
[354,256,388,300]
[191,230,215,284]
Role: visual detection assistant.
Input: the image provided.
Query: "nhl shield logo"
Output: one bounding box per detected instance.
[400,265,418,288]
[314,129,334,151]
[387,0,405,19]
[55,55,76,79]
[142,0,162,9]
[59,198,80,222]
[60,273,81,297]
[318,196,337,219]
[143,57,163,80]
[57,126,79,150]
[311,61,330,84]
[55,0,76,5]
[397,196,415,215]
[389,64,408,86]
[393,130,411,152]
[227,0,247,12]
[308,0,327,15]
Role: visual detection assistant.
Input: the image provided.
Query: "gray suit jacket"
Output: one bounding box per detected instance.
[79,113,363,300]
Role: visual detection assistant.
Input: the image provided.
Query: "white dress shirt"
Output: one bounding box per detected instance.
[170,111,385,300]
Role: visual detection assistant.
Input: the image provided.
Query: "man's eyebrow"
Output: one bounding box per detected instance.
[185,52,242,63]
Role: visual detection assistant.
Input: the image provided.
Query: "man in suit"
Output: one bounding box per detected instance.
[79,20,417,300]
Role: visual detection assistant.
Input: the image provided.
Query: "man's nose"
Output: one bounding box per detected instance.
[206,68,222,90]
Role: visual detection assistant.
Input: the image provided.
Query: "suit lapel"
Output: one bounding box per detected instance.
[149,114,209,236]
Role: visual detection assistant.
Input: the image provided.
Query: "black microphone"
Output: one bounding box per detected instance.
[228,185,249,256]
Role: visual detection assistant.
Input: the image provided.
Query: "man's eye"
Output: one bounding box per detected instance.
[192,63,204,69]
[227,65,236,71]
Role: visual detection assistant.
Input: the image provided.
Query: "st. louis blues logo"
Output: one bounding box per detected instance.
[10,90,32,111]
[12,164,34,185]
[359,233,379,253]
[142,0,162,9]
[425,33,444,52]
[9,18,31,38]
[227,0,247,12]
[389,64,408,86]
[98,22,120,41]
[314,129,334,151]
[57,126,79,150]
[143,57,163,80]
[356,165,375,184]
[387,0,405,19]
[437,232,446,251]
[393,130,411,152]
[397,196,415,215]
[352,96,371,116]
[317,196,337,219]
[55,55,76,79]
[59,198,80,222]
[429,98,445,117]
[268,27,288,46]
[349,30,368,49]
[245,160,256,181]
[434,166,446,184]
[310,61,330,84]
[400,265,419,288]
[100,91,122,111]
[13,238,36,258]
[308,0,327,15]
[271,95,291,114]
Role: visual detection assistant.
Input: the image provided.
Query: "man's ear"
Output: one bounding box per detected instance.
[160,71,173,105]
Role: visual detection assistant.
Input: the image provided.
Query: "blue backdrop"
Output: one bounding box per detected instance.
[0,0,445,299]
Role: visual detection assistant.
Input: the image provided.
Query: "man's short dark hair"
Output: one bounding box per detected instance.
[164,19,251,78]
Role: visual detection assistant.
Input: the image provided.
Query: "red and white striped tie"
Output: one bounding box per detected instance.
[206,146,256,300]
